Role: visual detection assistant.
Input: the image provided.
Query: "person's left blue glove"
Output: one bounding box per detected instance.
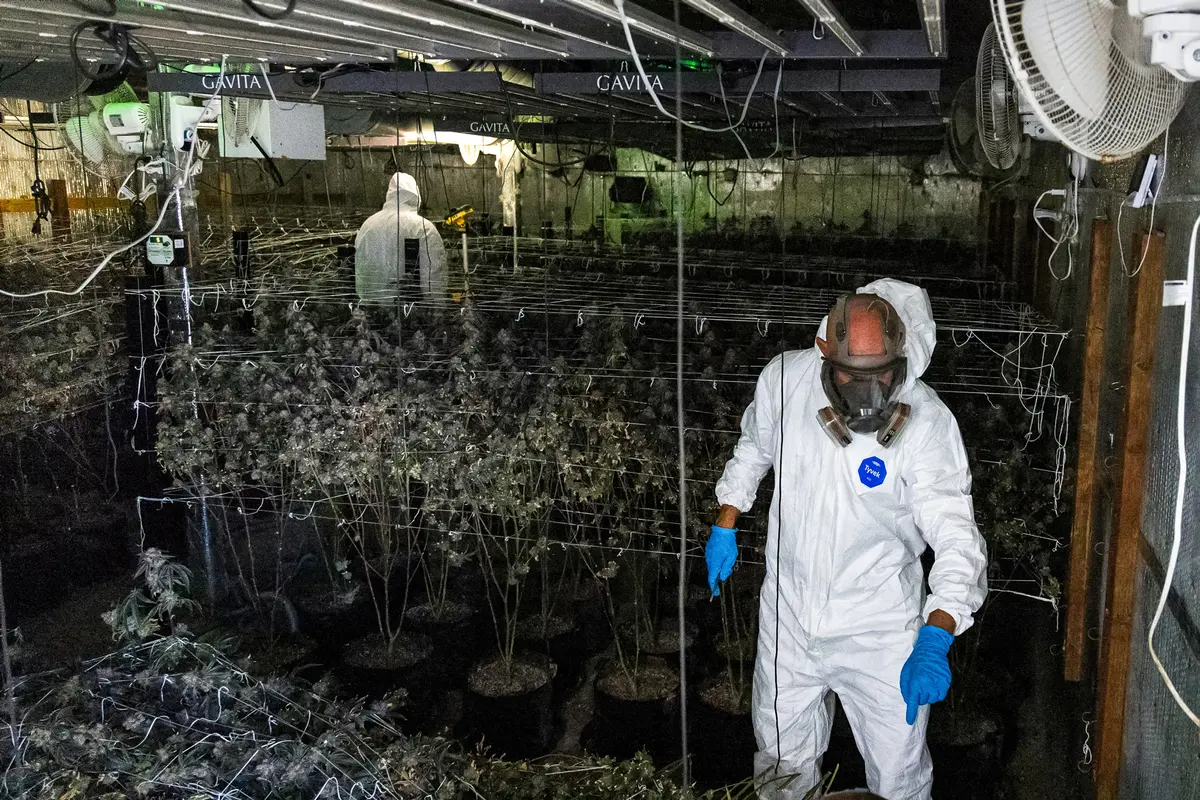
[900,625,954,725]
[706,525,738,596]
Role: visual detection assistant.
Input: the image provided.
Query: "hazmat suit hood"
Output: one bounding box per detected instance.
[384,172,422,214]
[354,172,448,304]
[816,278,936,392]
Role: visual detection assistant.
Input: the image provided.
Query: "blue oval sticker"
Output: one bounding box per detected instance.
[858,456,887,488]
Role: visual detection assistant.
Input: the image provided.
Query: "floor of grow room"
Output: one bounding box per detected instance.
[9,552,1090,800]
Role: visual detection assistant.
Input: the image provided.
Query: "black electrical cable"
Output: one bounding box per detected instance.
[69,21,129,82]
[71,0,117,14]
[28,101,52,236]
[194,162,308,197]
[69,21,157,82]
[0,59,39,88]
[249,135,288,187]
[489,63,610,170]
[0,126,65,151]
[242,0,298,21]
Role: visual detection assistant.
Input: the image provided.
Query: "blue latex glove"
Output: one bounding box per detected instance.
[900,625,954,725]
[706,525,738,596]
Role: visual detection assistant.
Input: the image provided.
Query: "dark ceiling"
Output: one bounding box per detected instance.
[1,0,995,159]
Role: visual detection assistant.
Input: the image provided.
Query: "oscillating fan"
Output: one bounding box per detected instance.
[222,97,266,149]
[990,0,1198,161]
[977,22,1022,171]
[60,112,112,165]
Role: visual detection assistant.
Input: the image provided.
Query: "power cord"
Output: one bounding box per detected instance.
[1147,210,1199,729]
[242,0,298,20]
[1118,124,1170,279]
[69,20,158,82]
[612,0,768,136]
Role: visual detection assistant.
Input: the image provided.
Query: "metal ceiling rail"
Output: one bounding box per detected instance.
[560,0,715,56]
[0,10,392,64]
[918,0,948,58]
[15,0,569,62]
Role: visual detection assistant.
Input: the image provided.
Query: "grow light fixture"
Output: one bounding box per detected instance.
[872,91,897,113]
[680,0,788,55]
[790,0,865,57]
[437,0,627,55]
[918,0,946,57]
[324,0,571,56]
[562,0,715,56]
[818,90,856,114]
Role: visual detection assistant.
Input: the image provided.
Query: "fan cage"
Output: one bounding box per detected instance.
[991,0,1189,161]
[977,22,1022,170]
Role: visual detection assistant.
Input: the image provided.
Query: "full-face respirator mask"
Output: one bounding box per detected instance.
[816,293,911,448]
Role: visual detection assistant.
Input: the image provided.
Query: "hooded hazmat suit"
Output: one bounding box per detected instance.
[714,279,988,800]
[355,173,448,305]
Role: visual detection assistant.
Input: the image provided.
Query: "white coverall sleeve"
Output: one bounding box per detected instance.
[715,359,778,513]
[420,221,448,303]
[908,414,989,634]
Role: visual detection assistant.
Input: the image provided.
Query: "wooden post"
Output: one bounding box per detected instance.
[48,179,70,240]
[1094,229,1165,800]
[1063,218,1112,681]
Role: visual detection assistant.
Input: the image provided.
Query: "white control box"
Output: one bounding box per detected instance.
[218,100,326,161]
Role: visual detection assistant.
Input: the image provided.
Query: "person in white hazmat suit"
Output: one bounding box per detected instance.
[707,279,988,800]
[354,172,448,305]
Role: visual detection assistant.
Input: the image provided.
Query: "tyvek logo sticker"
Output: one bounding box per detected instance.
[858,456,887,488]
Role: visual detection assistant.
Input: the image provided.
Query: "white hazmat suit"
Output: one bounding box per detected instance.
[355,172,448,305]
[714,279,988,800]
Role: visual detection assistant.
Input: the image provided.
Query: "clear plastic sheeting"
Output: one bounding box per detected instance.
[1119,252,1200,798]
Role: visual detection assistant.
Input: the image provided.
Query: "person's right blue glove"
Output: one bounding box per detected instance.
[900,625,955,725]
[706,525,738,596]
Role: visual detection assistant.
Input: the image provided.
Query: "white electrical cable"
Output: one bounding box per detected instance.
[1147,210,1200,729]
[1035,168,1080,281]
[0,56,230,300]
[1119,125,1169,279]
[613,0,768,135]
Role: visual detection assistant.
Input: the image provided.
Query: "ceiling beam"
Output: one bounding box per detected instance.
[680,0,787,55]
[560,0,714,56]
[787,0,864,57]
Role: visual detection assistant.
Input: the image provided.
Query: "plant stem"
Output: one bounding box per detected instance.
[0,554,17,723]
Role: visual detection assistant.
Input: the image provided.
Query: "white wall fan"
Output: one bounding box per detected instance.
[976,21,1059,172]
[220,97,267,152]
[990,0,1197,161]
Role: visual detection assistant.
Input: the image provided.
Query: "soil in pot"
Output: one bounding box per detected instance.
[460,654,556,759]
[237,632,325,681]
[585,657,680,763]
[691,677,756,788]
[404,601,482,686]
[338,631,437,730]
[619,620,701,678]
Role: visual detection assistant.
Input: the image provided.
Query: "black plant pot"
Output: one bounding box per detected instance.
[291,588,374,649]
[405,602,483,687]
[689,682,756,788]
[517,614,591,696]
[928,707,1006,799]
[338,632,438,731]
[460,656,556,759]
[585,660,680,764]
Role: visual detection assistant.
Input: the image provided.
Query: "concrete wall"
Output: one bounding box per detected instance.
[195,143,982,243]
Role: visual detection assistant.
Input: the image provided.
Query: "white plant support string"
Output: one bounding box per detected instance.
[1146,210,1200,729]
